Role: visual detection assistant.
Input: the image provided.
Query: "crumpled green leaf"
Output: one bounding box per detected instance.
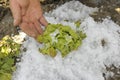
[37,23,86,58]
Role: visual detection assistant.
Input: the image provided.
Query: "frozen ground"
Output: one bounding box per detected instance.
[13,1,120,80]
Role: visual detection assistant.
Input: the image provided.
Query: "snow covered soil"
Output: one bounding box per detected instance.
[13,1,120,80]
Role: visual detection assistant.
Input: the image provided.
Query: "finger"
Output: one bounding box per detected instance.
[39,16,48,27]
[21,7,27,16]
[29,23,39,38]
[10,0,22,26]
[16,0,29,16]
[20,22,36,38]
[34,19,43,34]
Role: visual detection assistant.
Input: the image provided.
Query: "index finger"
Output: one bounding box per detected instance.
[10,0,22,26]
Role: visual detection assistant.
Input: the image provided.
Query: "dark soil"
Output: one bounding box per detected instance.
[90,0,120,25]
[103,64,120,80]
[0,7,18,39]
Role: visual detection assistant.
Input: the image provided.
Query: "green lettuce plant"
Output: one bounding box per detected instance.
[37,23,86,58]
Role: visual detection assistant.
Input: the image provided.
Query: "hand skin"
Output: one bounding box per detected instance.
[10,0,48,38]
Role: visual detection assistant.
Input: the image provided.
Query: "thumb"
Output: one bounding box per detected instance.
[10,0,22,26]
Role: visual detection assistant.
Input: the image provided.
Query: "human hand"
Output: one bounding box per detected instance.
[10,0,48,38]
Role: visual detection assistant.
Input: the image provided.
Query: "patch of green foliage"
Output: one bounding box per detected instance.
[37,23,86,58]
[75,21,81,28]
[0,35,21,80]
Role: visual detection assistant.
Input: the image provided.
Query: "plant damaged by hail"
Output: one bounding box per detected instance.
[0,35,21,80]
[37,23,86,58]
